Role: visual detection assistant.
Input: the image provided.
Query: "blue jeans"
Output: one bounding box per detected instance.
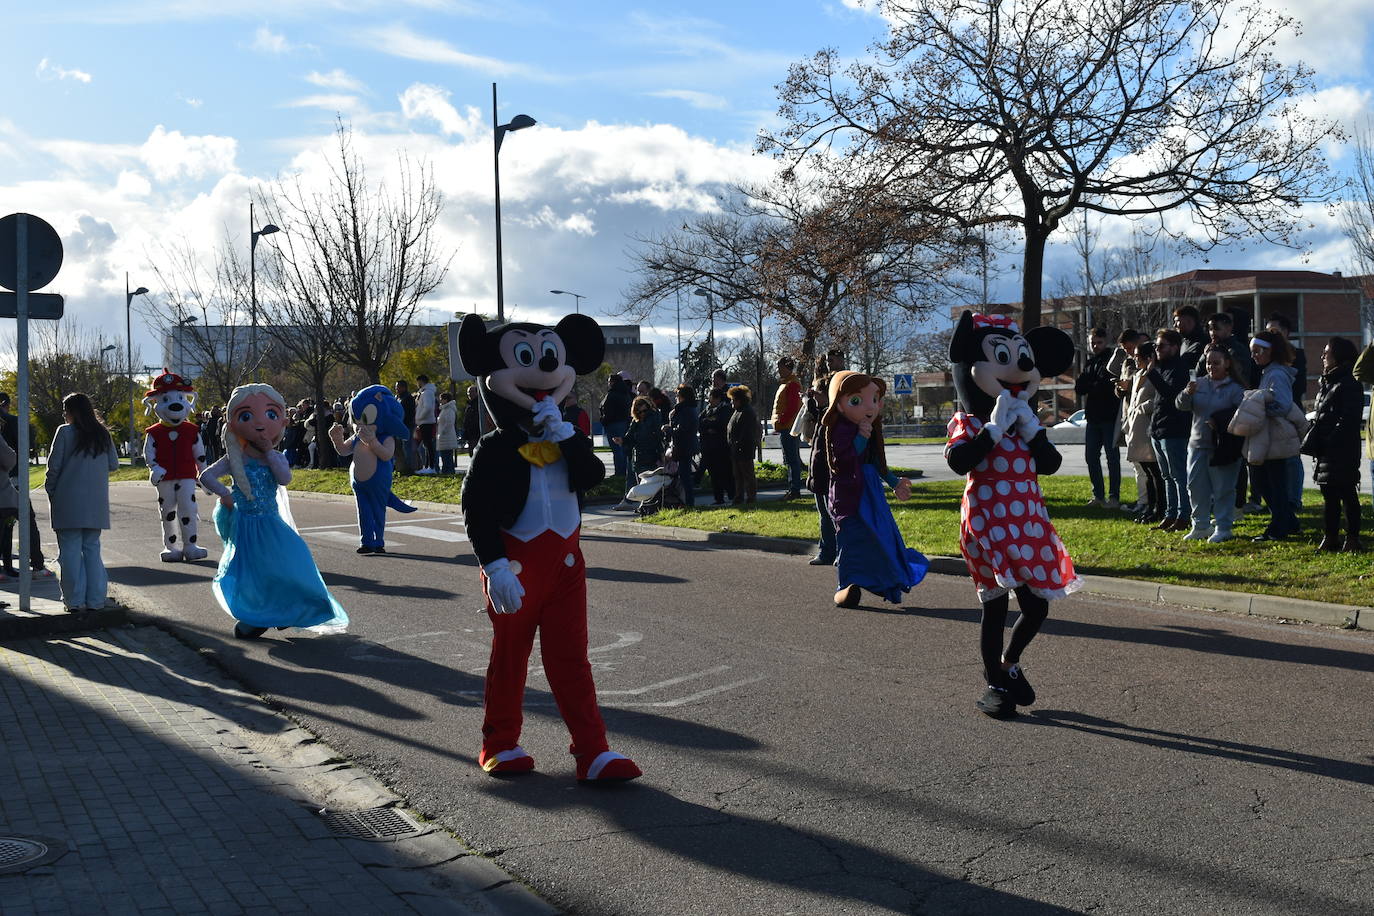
[1084,421,1121,501]
[1151,436,1190,520]
[815,490,836,560]
[1255,458,1298,537]
[55,528,106,610]
[779,430,804,492]
[1287,454,1304,511]
[1185,449,1240,532]
[603,420,628,477]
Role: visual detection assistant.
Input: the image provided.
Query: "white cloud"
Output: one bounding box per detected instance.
[647,90,728,110]
[36,58,92,83]
[176,93,204,108]
[399,83,476,137]
[305,68,366,92]
[139,126,238,181]
[249,25,315,55]
[359,23,531,77]
[1269,0,1374,77]
[281,94,365,114]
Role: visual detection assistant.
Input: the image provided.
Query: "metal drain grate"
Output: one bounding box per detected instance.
[0,835,66,874]
[318,807,424,841]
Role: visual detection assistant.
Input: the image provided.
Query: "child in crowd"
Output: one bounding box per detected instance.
[1176,346,1246,542]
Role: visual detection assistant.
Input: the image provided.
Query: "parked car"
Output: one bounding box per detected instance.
[1046,409,1088,445]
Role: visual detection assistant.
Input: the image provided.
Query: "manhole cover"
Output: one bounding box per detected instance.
[0,835,66,874]
[318,807,424,841]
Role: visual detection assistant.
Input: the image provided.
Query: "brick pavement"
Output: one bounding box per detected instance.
[0,625,555,915]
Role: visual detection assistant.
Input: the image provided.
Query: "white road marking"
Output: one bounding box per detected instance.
[599,665,732,696]
[637,675,769,707]
[296,516,458,532]
[588,631,643,654]
[303,530,407,548]
[387,525,469,542]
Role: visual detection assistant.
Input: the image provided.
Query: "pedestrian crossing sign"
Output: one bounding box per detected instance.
[893,373,913,395]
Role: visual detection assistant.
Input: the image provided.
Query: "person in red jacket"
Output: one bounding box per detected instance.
[772,357,804,498]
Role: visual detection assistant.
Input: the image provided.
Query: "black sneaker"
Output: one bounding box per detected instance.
[976,685,1017,719]
[373,546,387,555]
[808,554,836,566]
[233,622,267,640]
[356,545,375,555]
[1004,664,1036,706]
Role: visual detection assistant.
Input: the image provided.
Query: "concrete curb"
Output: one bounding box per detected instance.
[593,519,1371,632]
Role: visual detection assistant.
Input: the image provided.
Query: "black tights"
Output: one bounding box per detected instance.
[1140,461,1164,515]
[980,586,1050,684]
[1321,483,1361,542]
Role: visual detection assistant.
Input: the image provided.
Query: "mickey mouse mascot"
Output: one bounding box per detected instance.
[143,369,209,562]
[458,312,642,783]
[944,311,1081,719]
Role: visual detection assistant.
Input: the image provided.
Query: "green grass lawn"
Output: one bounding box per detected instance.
[644,475,1374,607]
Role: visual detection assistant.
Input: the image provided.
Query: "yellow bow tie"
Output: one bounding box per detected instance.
[518,440,562,467]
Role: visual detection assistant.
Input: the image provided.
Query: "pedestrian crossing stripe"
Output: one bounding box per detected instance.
[303,530,405,547]
[386,525,469,542]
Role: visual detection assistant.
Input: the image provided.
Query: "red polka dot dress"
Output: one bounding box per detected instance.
[946,412,1083,602]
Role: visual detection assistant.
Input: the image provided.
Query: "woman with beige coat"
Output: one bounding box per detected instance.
[1120,340,1164,523]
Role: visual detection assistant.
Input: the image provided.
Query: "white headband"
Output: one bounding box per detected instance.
[1249,337,1272,349]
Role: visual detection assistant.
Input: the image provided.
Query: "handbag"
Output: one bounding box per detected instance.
[791,404,817,444]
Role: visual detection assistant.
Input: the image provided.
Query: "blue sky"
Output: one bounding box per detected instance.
[3,0,1373,367]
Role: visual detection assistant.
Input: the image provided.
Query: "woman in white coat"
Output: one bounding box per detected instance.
[44,393,119,611]
[436,391,460,474]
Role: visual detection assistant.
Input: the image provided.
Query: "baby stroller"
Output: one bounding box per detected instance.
[627,459,686,517]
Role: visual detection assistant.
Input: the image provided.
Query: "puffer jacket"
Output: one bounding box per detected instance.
[1228,389,1310,465]
[1307,366,1363,488]
[1354,342,1374,460]
[1121,367,1157,463]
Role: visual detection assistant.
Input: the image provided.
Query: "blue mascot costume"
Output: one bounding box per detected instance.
[328,385,417,554]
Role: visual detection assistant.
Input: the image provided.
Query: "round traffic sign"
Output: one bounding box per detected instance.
[0,213,64,293]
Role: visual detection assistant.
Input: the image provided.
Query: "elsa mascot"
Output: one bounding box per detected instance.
[199,383,348,639]
[328,384,417,554]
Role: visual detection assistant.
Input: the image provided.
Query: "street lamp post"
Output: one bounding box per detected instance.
[126,275,150,463]
[549,289,584,314]
[177,316,197,376]
[250,202,280,382]
[493,82,536,322]
[693,287,715,372]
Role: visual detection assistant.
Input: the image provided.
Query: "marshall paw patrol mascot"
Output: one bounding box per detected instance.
[459,311,642,783]
[143,370,208,562]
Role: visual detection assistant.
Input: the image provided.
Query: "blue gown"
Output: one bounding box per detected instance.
[212,459,348,631]
[835,464,930,604]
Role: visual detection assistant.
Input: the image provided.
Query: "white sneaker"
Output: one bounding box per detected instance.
[1182,526,1214,541]
[1207,529,1233,543]
[416,467,436,475]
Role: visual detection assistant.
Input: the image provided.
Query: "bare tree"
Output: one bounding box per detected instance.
[264,120,451,385]
[763,0,1343,330]
[138,236,255,404]
[1340,122,1374,335]
[624,175,968,364]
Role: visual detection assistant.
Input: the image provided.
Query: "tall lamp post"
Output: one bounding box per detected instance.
[126,276,150,463]
[693,286,716,373]
[549,289,584,314]
[493,82,536,322]
[250,202,280,382]
[177,315,197,376]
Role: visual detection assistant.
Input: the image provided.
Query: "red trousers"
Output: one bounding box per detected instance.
[480,530,608,758]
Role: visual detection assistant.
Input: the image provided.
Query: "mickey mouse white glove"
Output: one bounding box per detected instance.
[984,392,1017,443]
[483,558,524,615]
[1013,398,1044,440]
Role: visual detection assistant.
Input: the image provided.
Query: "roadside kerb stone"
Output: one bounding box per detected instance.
[599,519,1371,631]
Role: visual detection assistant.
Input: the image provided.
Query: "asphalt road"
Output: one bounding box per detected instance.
[69,482,1374,915]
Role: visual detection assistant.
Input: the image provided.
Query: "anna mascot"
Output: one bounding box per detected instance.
[944,311,1081,719]
[823,370,928,609]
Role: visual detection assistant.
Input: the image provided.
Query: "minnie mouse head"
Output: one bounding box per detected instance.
[948,310,1075,420]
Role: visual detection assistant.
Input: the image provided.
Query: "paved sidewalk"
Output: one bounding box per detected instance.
[0,624,555,915]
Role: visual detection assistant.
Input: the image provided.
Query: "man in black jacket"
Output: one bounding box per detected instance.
[0,392,48,576]
[1197,311,1253,380]
[1173,306,1209,368]
[1144,329,1194,531]
[1075,327,1122,508]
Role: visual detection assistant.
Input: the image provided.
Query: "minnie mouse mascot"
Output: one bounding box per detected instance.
[458,312,641,783]
[944,311,1082,719]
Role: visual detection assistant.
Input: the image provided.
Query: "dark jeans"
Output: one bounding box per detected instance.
[1138,461,1164,517]
[1320,482,1360,542]
[779,430,804,493]
[703,448,733,503]
[679,455,696,507]
[419,423,438,470]
[1254,459,1297,537]
[3,504,45,570]
[603,420,628,477]
[1151,436,1190,520]
[815,490,836,560]
[1084,421,1121,501]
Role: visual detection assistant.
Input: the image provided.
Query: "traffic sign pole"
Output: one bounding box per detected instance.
[15,215,31,610]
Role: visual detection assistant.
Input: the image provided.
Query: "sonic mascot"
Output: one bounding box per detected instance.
[944,311,1082,719]
[143,369,209,562]
[329,385,417,554]
[458,312,642,783]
